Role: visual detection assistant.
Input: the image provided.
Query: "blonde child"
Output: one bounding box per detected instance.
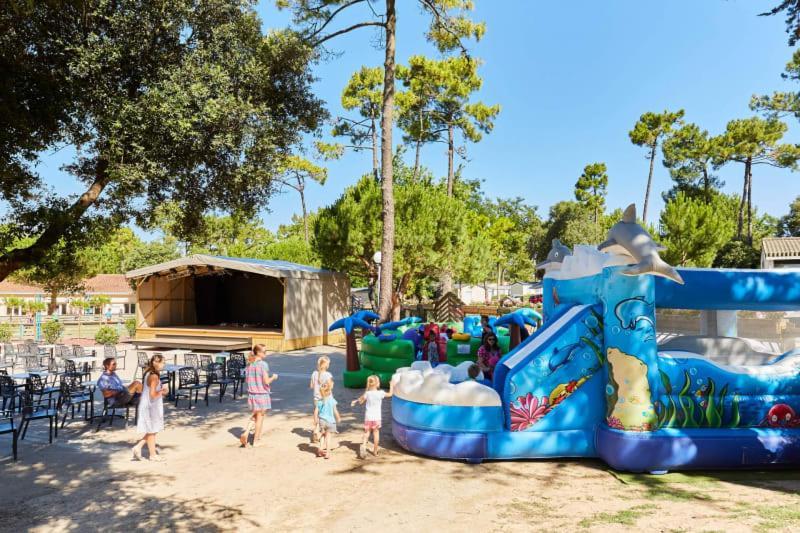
[309,355,332,442]
[240,344,278,448]
[313,381,341,459]
[351,375,393,458]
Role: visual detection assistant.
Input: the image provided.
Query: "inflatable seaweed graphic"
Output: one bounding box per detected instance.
[656,370,741,429]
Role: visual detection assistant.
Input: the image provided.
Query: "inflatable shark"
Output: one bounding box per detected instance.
[598,204,683,284]
[536,239,572,271]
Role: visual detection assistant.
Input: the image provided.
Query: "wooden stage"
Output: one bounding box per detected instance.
[133,325,281,352]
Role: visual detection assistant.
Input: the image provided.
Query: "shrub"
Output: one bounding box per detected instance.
[0,322,13,342]
[95,325,120,345]
[42,319,65,344]
[124,317,137,338]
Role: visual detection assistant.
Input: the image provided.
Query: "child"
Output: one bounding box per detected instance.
[313,381,341,459]
[477,333,502,380]
[468,363,493,387]
[309,355,332,442]
[132,354,167,461]
[240,344,278,448]
[351,375,394,458]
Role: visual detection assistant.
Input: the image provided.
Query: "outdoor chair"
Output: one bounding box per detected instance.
[71,345,86,358]
[230,352,247,367]
[57,375,93,428]
[26,373,60,402]
[184,353,199,369]
[64,359,91,382]
[135,351,149,379]
[2,343,17,365]
[104,344,127,370]
[206,362,237,402]
[226,359,245,394]
[175,367,208,409]
[20,390,58,443]
[95,393,138,431]
[0,408,18,460]
[22,355,46,373]
[0,374,25,412]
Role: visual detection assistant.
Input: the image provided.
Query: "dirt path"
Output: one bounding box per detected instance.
[2,346,799,532]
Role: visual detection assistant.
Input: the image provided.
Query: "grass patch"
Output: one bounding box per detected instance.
[753,505,800,533]
[578,504,657,528]
[609,470,715,502]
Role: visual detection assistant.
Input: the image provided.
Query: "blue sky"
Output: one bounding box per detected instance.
[37,1,800,233]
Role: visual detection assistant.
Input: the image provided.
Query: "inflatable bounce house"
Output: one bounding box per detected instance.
[329,311,540,389]
[390,204,800,472]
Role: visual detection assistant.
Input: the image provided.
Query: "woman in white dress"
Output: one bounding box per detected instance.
[132,354,167,461]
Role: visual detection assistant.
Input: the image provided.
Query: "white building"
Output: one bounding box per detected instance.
[508,281,543,299]
[0,274,135,316]
[761,237,800,269]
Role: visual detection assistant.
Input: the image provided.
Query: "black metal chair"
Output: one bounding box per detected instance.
[206,362,237,402]
[0,409,18,460]
[2,343,17,365]
[57,375,93,428]
[26,373,59,402]
[175,367,208,409]
[184,353,199,369]
[0,374,25,412]
[64,359,91,381]
[96,392,138,431]
[226,359,245,396]
[230,352,247,367]
[104,344,126,370]
[22,355,45,373]
[135,351,149,379]
[20,390,58,443]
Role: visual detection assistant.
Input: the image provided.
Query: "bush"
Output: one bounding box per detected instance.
[95,325,120,345]
[124,317,137,338]
[42,319,65,344]
[0,322,13,342]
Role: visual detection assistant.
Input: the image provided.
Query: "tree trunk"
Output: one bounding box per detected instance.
[440,271,453,297]
[371,116,379,181]
[345,333,359,371]
[509,324,522,350]
[413,139,422,180]
[48,292,58,315]
[642,142,657,223]
[736,159,750,239]
[447,125,455,197]
[746,162,753,245]
[0,162,110,282]
[377,0,396,322]
[299,179,309,244]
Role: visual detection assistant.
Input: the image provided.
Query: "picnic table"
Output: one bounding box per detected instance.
[11,371,50,381]
[163,363,185,400]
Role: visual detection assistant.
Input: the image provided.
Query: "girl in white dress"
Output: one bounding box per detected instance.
[132,354,167,461]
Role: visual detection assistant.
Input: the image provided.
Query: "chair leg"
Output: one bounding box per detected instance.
[54,415,58,440]
[12,429,17,461]
[61,409,69,428]
[219,384,225,403]
[48,417,53,443]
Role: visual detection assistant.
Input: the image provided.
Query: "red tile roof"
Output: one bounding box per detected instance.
[0,280,42,294]
[84,274,133,294]
[0,274,132,295]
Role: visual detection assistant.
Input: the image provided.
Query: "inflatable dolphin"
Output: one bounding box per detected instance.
[536,239,572,271]
[598,204,684,284]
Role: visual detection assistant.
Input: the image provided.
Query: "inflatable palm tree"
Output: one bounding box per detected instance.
[328,310,379,372]
[495,309,542,350]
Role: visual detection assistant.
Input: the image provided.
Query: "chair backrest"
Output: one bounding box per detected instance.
[55,344,69,358]
[3,343,16,357]
[72,345,86,357]
[226,359,243,379]
[104,344,117,357]
[0,374,15,396]
[137,352,149,368]
[230,353,246,366]
[198,354,212,370]
[184,353,199,368]
[60,374,83,394]
[23,355,40,370]
[27,373,45,393]
[64,359,77,373]
[178,367,198,387]
[207,362,225,382]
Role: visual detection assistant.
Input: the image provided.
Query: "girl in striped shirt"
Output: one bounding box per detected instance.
[240,344,278,448]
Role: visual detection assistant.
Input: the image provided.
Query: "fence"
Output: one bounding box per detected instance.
[0,314,135,341]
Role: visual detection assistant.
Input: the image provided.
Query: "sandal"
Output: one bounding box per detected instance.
[132,447,142,461]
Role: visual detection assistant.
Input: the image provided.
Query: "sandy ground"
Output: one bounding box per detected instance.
[2,346,799,532]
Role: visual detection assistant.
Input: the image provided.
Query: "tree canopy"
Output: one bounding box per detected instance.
[0,0,326,281]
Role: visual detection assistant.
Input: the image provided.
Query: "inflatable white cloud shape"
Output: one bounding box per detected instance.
[392,363,501,407]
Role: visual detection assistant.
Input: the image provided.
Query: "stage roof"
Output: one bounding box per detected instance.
[125,254,342,281]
